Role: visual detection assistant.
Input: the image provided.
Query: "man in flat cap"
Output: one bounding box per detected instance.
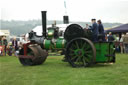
[91,19,98,42]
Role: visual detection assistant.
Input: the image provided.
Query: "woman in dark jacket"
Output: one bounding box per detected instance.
[12,37,18,51]
[97,20,106,41]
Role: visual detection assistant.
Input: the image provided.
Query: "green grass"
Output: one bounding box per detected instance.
[0,54,128,85]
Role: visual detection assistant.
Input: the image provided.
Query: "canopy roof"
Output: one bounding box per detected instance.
[106,24,128,33]
[0,31,5,36]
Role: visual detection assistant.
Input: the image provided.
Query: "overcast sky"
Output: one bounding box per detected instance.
[0,0,128,23]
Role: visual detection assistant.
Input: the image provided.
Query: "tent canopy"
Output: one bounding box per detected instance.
[0,31,5,36]
[106,24,128,33]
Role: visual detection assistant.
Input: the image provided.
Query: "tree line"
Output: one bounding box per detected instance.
[0,20,122,36]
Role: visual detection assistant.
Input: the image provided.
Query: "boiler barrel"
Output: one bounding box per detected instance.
[43,39,66,49]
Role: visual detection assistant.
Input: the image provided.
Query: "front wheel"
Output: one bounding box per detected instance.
[18,44,48,66]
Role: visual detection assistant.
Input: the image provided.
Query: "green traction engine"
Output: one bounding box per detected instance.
[18,11,115,67]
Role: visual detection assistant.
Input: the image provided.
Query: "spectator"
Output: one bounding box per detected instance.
[105,33,108,41]
[97,20,106,41]
[123,33,128,53]
[120,34,124,53]
[3,36,8,56]
[0,37,2,45]
[18,42,23,50]
[7,42,14,56]
[0,36,8,56]
[12,37,18,56]
[0,37,3,55]
[21,34,28,44]
[108,32,115,42]
[0,46,3,55]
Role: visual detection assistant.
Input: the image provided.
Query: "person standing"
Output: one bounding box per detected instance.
[3,36,8,56]
[123,33,128,53]
[12,37,18,56]
[0,36,8,56]
[0,37,3,55]
[91,19,98,42]
[97,20,106,41]
[108,32,115,42]
[120,34,124,53]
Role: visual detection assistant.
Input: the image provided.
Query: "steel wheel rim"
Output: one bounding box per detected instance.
[66,38,96,67]
[19,48,34,66]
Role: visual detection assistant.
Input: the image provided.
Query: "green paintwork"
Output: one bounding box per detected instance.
[48,29,54,38]
[68,40,115,64]
[94,42,114,62]
[67,39,94,67]
[44,38,66,49]
[44,37,115,63]
[44,40,51,49]
[56,39,65,49]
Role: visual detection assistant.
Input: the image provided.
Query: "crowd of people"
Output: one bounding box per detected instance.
[115,33,128,54]
[0,35,28,56]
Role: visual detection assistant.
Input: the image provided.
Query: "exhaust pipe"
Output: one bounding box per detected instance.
[41,11,47,38]
[63,15,69,24]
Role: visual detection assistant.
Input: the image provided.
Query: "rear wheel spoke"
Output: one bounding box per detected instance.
[69,48,75,52]
[85,50,93,54]
[82,57,86,66]
[86,54,93,60]
[71,55,78,60]
[76,56,81,62]
[83,56,89,63]
[71,43,77,49]
[75,41,79,49]
[82,43,86,49]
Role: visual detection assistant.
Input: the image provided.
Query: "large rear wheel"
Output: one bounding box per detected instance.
[66,38,96,67]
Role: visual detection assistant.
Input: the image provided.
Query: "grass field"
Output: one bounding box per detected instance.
[0,54,128,85]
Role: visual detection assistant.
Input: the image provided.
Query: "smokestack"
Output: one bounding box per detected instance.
[41,11,47,38]
[63,15,69,24]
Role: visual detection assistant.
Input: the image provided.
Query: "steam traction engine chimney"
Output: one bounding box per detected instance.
[41,11,47,38]
[63,15,69,24]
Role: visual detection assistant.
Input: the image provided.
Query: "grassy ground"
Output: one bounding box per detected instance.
[0,54,128,85]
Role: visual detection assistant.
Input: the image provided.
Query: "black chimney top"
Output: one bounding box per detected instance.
[41,11,47,38]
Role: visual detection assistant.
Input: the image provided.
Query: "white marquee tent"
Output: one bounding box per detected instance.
[0,31,5,36]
